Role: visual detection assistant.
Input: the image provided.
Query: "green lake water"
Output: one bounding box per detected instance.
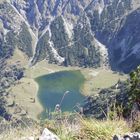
[35,70,85,119]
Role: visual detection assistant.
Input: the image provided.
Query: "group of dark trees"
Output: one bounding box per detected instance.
[129,66,140,107]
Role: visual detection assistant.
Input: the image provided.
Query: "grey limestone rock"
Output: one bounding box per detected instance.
[113,133,140,140]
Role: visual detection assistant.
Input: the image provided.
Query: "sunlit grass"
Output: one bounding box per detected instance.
[0,115,134,140]
[79,118,130,140]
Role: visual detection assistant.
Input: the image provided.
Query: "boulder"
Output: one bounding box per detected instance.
[20,110,27,116]
[124,132,140,140]
[39,128,60,140]
[113,135,122,140]
[21,136,34,140]
[113,132,140,140]
[7,99,14,107]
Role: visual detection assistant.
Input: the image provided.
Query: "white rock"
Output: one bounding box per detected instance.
[21,136,34,140]
[39,128,60,140]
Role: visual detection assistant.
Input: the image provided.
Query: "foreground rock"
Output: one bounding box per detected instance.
[21,137,34,140]
[113,132,140,140]
[21,128,60,140]
[39,128,60,140]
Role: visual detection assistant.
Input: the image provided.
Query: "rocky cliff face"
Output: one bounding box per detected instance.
[0,0,140,72]
[85,0,140,72]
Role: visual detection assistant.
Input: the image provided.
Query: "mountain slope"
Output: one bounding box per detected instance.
[0,0,140,72]
[86,0,140,72]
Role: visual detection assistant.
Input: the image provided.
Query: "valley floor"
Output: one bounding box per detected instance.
[10,61,127,120]
[7,49,127,120]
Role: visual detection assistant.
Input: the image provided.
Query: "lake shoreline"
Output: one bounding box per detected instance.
[27,62,82,120]
[9,77,43,121]
[10,60,127,121]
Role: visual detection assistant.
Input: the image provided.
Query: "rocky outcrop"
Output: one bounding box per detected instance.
[39,128,60,140]
[20,128,60,140]
[86,0,140,72]
[21,137,34,140]
[113,132,140,140]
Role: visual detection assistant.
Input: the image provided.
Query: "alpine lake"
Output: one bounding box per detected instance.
[35,70,86,119]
